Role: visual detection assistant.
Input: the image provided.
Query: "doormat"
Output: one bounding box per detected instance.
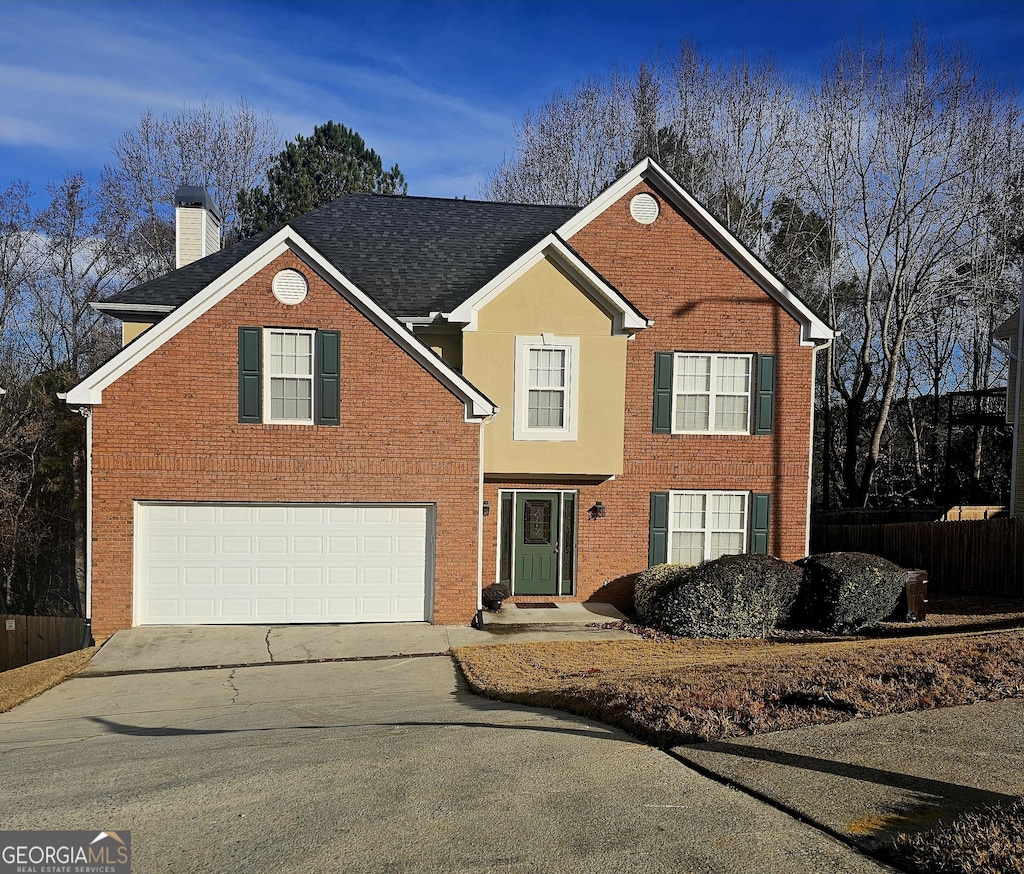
[514,602,559,609]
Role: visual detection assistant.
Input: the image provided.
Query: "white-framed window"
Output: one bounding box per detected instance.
[672,353,752,434]
[264,328,315,424]
[513,335,580,441]
[669,490,748,565]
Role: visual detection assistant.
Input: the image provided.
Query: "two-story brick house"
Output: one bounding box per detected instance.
[67,159,832,641]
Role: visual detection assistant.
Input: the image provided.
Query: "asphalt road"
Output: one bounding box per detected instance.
[0,656,891,873]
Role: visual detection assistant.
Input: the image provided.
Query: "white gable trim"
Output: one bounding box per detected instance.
[558,158,834,346]
[445,234,649,334]
[66,226,498,421]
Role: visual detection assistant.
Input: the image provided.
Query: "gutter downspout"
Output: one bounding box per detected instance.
[1012,265,1024,516]
[83,408,93,645]
[473,416,494,630]
[807,335,834,556]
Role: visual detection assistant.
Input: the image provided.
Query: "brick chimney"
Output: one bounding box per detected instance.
[174,185,222,268]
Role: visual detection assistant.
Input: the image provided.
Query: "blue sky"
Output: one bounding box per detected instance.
[1,0,1023,203]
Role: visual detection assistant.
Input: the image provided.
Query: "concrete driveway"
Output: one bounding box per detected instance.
[0,643,890,873]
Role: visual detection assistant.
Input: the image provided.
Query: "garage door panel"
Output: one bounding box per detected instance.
[221,600,253,619]
[137,503,430,625]
[183,567,216,586]
[222,567,253,586]
[182,505,216,523]
[256,536,288,555]
[293,537,324,555]
[293,567,324,586]
[221,536,253,554]
[182,598,217,619]
[255,506,289,524]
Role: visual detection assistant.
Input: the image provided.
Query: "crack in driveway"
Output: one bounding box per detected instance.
[264,629,275,663]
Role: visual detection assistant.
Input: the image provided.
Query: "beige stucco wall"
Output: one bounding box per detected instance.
[462,258,627,476]
[122,321,157,346]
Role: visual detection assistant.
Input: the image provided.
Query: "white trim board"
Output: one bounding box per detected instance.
[557,158,834,347]
[67,226,498,422]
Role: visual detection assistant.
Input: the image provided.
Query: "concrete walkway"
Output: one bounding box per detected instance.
[675,699,1024,854]
[83,619,638,675]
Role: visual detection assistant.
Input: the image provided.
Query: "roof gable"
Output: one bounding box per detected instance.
[446,234,649,334]
[67,226,497,421]
[559,158,834,346]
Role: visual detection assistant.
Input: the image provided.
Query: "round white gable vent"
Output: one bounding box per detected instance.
[629,193,660,225]
[272,269,308,305]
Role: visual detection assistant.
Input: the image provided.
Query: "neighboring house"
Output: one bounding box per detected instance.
[67,159,833,641]
[995,309,1024,513]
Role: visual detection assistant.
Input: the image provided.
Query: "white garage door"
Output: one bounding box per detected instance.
[135,503,432,625]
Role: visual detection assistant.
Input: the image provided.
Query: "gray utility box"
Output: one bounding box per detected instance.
[892,570,928,622]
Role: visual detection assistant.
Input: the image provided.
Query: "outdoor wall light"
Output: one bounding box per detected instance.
[482,500,491,517]
[589,501,607,520]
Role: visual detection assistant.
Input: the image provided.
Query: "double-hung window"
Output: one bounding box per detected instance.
[266,329,315,423]
[674,353,751,433]
[514,335,579,441]
[669,491,748,565]
[648,490,771,566]
[653,351,775,436]
[238,327,340,426]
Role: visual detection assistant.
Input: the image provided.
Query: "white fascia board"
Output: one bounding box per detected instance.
[66,226,498,421]
[558,158,834,347]
[446,234,647,333]
[92,302,176,315]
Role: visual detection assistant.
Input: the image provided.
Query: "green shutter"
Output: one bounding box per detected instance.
[754,354,776,435]
[649,492,669,565]
[751,493,771,554]
[653,352,674,433]
[315,330,341,426]
[499,493,513,585]
[561,492,576,595]
[238,327,261,423]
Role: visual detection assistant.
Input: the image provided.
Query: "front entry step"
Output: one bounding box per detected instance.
[481,601,627,634]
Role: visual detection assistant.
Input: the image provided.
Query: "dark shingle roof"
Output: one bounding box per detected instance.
[104,194,582,318]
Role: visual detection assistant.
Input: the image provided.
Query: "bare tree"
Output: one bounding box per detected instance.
[807,33,1022,506]
[22,174,122,378]
[102,99,279,280]
[0,181,38,380]
[482,75,632,205]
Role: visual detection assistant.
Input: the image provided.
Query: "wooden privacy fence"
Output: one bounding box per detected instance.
[1,615,88,673]
[812,517,1024,598]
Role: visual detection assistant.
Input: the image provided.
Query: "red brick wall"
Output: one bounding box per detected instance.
[482,181,816,610]
[89,251,481,640]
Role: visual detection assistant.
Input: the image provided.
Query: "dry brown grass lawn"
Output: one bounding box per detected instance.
[0,647,98,713]
[893,797,1024,873]
[452,630,1024,747]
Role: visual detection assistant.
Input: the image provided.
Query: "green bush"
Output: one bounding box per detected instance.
[635,554,803,638]
[794,552,905,634]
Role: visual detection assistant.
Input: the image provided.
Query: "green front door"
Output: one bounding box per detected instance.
[513,492,560,595]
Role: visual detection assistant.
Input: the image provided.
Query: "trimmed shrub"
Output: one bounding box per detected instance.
[634,563,691,624]
[794,552,905,634]
[635,554,803,638]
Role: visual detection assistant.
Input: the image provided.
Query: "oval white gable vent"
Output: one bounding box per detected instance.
[629,193,660,225]
[272,269,308,305]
